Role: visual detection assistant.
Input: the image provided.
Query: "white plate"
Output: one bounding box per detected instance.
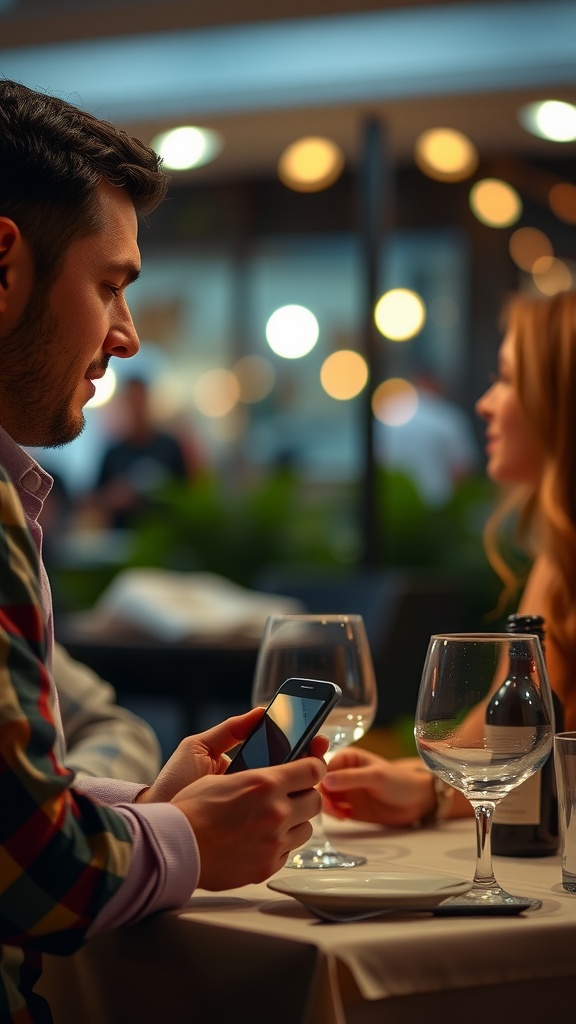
[267,871,472,916]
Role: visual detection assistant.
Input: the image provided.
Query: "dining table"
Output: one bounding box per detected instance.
[37,815,576,1024]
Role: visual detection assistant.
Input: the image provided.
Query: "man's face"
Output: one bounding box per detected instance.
[0,180,141,447]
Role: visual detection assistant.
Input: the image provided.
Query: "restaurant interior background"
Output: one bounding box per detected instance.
[2,0,576,751]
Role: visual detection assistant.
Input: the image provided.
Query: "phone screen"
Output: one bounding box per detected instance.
[227,692,325,772]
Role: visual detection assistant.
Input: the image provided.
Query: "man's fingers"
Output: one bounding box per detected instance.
[195,707,265,756]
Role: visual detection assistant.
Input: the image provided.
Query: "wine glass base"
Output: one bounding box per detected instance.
[439,888,540,912]
[285,846,367,869]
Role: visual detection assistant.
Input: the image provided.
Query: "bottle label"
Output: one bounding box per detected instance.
[485,724,541,825]
[493,771,541,825]
[485,723,537,758]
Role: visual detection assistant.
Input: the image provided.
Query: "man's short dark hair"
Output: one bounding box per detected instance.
[0,78,170,283]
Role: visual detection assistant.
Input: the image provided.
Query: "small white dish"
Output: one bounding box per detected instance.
[267,871,472,918]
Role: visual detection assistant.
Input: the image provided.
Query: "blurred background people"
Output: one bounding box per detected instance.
[88,376,202,529]
[54,642,162,782]
[374,371,481,507]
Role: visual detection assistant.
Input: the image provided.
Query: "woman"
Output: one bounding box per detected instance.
[321,290,576,826]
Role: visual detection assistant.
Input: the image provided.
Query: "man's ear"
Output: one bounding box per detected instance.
[0,218,29,315]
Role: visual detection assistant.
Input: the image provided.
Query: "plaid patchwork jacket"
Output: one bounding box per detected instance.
[0,468,133,1023]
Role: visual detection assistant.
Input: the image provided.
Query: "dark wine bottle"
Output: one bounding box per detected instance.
[489,614,563,857]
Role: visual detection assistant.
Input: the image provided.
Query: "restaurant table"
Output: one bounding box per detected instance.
[37,816,576,1024]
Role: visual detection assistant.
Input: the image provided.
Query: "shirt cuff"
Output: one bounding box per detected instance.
[87,801,199,937]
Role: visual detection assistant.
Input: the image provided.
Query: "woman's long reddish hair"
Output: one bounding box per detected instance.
[484,291,576,670]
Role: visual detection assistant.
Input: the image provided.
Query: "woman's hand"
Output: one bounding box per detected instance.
[320,749,438,827]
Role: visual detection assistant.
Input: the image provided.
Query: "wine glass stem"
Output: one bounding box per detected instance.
[310,811,329,843]
[472,801,498,889]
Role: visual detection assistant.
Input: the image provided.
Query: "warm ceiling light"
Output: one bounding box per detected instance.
[549,182,576,224]
[372,378,419,427]
[265,305,319,358]
[469,178,522,228]
[277,136,345,192]
[532,257,572,295]
[150,125,223,170]
[519,100,576,142]
[193,368,240,417]
[414,127,478,182]
[374,289,426,342]
[233,355,276,403]
[320,350,368,400]
[509,227,553,271]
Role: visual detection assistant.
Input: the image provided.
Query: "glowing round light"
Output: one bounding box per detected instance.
[532,256,572,295]
[277,136,345,192]
[233,355,276,403]
[320,350,368,400]
[265,305,319,358]
[519,100,576,142]
[86,367,117,409]
[469,178,522,228]
[509,227,553,271]
[372,378,419,426]
[374,289,426,341]
[150,125,223,170]
[549,182,576,224]
[414,128,478,182]
[193,368,240,418]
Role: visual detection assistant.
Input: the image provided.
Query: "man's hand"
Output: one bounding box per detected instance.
[173,754,327,889]
[137,708,268,804]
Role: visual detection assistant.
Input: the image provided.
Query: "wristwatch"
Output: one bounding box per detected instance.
[428,775,455,822]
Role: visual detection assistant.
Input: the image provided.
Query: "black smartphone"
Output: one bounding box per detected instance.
[224,677,341,773]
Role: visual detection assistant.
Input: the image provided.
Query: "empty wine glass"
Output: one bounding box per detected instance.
[415,633,554,909]
[252,614,377,868]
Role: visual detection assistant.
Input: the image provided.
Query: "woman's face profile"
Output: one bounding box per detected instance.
[476,331,544,487]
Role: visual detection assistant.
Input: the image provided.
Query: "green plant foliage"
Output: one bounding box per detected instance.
[126,469,348,586]
[51,465,509,624]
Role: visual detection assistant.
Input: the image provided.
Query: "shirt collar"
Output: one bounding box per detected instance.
[0,423,54,507]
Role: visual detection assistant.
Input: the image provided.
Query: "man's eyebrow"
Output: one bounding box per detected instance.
[105,260,141,285]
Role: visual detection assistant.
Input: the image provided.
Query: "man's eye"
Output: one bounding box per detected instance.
[106,284,120,298]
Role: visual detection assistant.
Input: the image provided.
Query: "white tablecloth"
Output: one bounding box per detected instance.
[38,817,576,1024]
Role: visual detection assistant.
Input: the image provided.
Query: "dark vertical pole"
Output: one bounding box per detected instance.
[358,116,389,567]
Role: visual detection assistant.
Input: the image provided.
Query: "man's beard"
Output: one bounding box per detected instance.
[1,284,88,448]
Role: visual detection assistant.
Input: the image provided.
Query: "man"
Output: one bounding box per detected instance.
[0,79,326,1023]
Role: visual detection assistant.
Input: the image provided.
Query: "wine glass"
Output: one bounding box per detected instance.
[414,632,554,909]
[252,613,377,868]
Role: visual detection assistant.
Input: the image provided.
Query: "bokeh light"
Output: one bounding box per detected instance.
[469,178,522,228]
[320,350,369,400]
[519,100,576,142]
[532,256,572,295]
[86,366,117,409]
[549,182,576,224]
[509,227,553,271]
[374,289,426,341]
[372,378,419,426]
[193,368,240,417]
[414,127,478,182]
[265,305,320,358]
[278,136,345,192]
[233,355,276,403]
[150,125,223,170]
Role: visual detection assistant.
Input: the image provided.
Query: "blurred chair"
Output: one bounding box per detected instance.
[253,567,468,726]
